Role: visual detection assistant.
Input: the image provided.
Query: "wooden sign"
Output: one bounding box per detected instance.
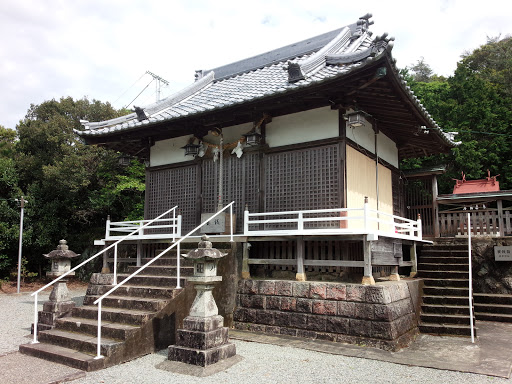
[494,246,512,261]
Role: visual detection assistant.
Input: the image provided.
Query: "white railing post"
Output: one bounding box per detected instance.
[176,241,181,289]
[177,214,182,237]
[468,212,475,343]
[416,214,422,240]
[172,209,176,242]
[32,293,39,343]
[105,215,111,239]
[363,196,369,231]
[113,243,118,285]
[230,203,234,242]
[95,300,103,359]
[244,205,249,235]
[298,212,304,232]
[138,220,144,237]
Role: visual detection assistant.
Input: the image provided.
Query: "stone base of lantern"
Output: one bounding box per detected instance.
[31,280,75,334]
[168,315,236,367]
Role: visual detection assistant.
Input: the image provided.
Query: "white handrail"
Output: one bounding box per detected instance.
[30,205,179,344]
[92,201,235,359]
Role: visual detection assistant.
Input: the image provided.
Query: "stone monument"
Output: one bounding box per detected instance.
[33,240,79,332]
[167,235,236,367]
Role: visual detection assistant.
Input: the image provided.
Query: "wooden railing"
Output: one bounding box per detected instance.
[439,209,512,237]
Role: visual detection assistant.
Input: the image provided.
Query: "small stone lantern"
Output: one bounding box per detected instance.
[167,235,237,367]
[33,240,80,333]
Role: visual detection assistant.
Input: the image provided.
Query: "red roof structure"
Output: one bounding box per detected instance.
[453,171,500,194]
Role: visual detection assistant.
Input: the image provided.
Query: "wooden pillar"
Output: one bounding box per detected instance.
[389,265,400,281]
[409,242,418,278]
[432,175,440,238]
[101,244,110,274]
[361,236,375,285]
[296,237,306,281]
[241,242,251,279]
[498,199,504,237]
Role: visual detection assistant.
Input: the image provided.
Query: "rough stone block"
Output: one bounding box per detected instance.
[168,342,236,367]
[349,319,372,337]
[233,308,246,323]
[371,321,394,340]
[297,329,317,339]
[312,300,337,316]
[310,283,327,299]
[337,301,356,317]
[289,313,308,328]
[42,301,75,313]
[237,279,246,293]
[265,326,281,335]
[346,285,366,302]
[326,284,346,301]
[256,310,274,325]
[354,302,375,320]
[89,273,115,285]
[275,281,293,296]
[316,332,337,342]
[244,309,257,323]
[325,316,349,334]
[245,280,259,295]
[176,327,229,350]
[389,284,402,302]
[259,280,276,295]
[296,298,313,313]
[248,295,265,309]
[183,315,224,332]
[280,297,297,312]
[280,327,297,337]
[248,323,266,333]
[292,282,310,298]
[274,312,291,327]
[307,315,326,332]
[365,286,392,304]
[239,294,251,308]
[374,304,393,321]
[265,296,281,310]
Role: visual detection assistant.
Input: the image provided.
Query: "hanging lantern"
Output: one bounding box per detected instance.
[182,141,201,157]
[344,110,372,129]
[243,130,262,146]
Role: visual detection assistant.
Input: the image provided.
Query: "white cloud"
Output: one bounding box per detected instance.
[0,0,510,129]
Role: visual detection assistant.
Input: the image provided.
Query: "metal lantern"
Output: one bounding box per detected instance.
[344,110,372,129]
[243,130,262,146]
[182,142,201,157]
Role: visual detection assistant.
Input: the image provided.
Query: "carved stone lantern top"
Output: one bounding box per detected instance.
[182,235,227,261]
[44,240,80,260]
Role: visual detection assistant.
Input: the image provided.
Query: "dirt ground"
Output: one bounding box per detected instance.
[0,278,89,294]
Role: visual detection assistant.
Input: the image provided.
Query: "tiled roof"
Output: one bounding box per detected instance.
[77,14,458,149]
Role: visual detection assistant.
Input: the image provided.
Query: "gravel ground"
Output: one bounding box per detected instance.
[1,290,511,384]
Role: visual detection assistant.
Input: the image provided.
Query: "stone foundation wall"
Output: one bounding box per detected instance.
[472,238,512,294]
[233,279,421,351]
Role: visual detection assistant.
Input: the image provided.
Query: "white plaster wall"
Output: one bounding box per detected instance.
[346,124,398,168]
[150,136,190,167]
[265,107,338,147]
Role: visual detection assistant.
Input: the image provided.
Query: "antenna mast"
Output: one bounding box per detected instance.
[146,71,169,102]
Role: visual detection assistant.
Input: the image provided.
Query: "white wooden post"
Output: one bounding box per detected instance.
[296,237,306,281]
[417,214,422,240]
[230,203,234,242]
[95,300,103,359]
[177,214,182,237]
[172,209,176,242]
[363,196,369,231]
[298,212,304,232]
[105,215,111,239]
[244,205,249,235]
[113,243,118,285]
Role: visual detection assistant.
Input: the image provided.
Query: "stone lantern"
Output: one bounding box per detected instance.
[33,240,80,333]
[167,235,237,367]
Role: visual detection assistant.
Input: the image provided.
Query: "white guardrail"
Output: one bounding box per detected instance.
[91,201,234,359]
[105,213,181,241]
[244,199,422,241]
[30,205,180,344]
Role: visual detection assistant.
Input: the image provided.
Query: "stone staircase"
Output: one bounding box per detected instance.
[474,293,512,323]
[418,241,476,337]
[19,249,197,371]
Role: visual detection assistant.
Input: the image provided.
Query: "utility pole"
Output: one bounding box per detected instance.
[15,196,27,294]
[145,71,169,102]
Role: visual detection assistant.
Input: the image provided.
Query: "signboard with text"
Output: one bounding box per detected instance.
[494,246,512,261]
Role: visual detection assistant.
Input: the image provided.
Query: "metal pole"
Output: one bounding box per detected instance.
[217,134,223,211]
[32,293,39,343]
[176,241,181,289]
[95,300,103,359]
[468,212,475,343]
[16,196,26,294]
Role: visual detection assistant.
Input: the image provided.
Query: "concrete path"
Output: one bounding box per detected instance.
[231,321,512,378]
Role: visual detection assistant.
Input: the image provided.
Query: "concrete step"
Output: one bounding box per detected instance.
[423,286,469,296]
[419,256,469,264]
[116,274,186,288]
[474,302,512,315]
[418,270,469,279]
[420,312,471,325]
[422,295,470,306]
[83,295,169,312]
[87,284,182,300]
[418,263,469,272]
[422,278,470,288]
[127,265,195,277]
[422,243,469,251]
[72,305,155,326]
[474,293,512,305]
[141,257,194,267]
[19,342,104,371]
[38,329,123,357]
[475,312,512,323]
[421,303,472,315]
[418,322,475,337]
[55,317,140,340]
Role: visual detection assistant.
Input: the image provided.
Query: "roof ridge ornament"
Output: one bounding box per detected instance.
[351,13,374,41]
[326,33,394,65]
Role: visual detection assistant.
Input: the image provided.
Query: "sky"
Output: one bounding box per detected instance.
[0,0,510,129]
